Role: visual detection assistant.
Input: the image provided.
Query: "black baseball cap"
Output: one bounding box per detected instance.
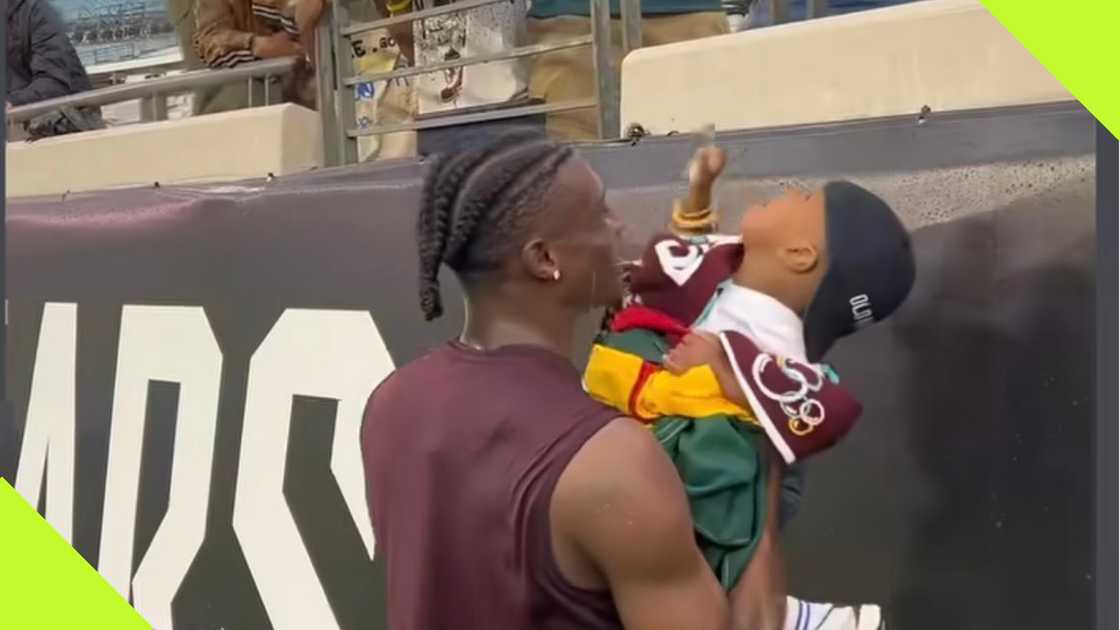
[803,181,916,362]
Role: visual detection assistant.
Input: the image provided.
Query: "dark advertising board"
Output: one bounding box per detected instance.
[2,103,1098,629]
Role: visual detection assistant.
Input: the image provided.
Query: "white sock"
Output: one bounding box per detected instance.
[784,597,820,630]
[784,597,848,630]
[784,596,881,630]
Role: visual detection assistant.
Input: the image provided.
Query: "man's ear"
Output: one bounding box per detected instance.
[521,238,560,281]
[778,241,821,274]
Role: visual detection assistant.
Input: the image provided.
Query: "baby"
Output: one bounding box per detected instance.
[583,147,915,630]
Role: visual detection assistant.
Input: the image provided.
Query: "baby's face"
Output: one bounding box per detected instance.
[738,186,827,254]
[736,186,831,309]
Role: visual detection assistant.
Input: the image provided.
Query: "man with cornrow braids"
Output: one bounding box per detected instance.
[361,129,791,630]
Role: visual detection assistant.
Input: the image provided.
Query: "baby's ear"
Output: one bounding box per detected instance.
[779,241,821,274]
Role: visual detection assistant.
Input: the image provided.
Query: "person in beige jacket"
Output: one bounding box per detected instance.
[192,0,318,113]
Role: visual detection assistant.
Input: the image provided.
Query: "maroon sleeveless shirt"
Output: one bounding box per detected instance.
[361,342,622,630]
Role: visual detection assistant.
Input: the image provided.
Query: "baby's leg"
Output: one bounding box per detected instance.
[779,462,806,529]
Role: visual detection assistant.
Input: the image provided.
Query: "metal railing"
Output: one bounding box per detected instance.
[314,0,642,166]
[7,57,298,125]
[7,0,844,164]
[87,55,188,90]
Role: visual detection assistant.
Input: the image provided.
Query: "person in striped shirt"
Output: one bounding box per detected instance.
[192,0,318,113]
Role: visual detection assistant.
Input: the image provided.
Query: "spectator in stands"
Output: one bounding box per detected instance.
[527,0,729,141]
[193,0,320,113]
[6,0,104,138]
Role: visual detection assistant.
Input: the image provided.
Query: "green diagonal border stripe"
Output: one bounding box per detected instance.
[0,480,150,629]
[980,0,1120,137]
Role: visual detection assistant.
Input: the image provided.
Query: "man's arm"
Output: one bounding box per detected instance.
[728,448,788,630]
[9,1,78,106]
[552,418,730,630]
[552,418,785,630]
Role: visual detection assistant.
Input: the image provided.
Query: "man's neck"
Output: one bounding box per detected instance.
[460,293,577,357]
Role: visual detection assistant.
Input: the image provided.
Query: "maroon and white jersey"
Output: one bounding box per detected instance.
[627,233,744,327]
[624,233,863,463]
[716,330,861,464]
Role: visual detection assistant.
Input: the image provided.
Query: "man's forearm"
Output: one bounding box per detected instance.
[728,449,787,630]
[197,29,256,67]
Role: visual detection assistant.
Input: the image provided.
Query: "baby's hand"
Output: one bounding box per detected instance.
[687,146,726,214]
[664,331,723,375]
[666,331,752,409]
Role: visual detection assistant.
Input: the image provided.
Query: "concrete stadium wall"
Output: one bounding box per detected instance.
[5,105,323,199]
[619,0,1072,135]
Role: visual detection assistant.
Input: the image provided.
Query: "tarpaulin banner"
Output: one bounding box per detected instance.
[1,103,1098,629]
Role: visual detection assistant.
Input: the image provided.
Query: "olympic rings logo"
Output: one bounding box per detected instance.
[751,354,827,437]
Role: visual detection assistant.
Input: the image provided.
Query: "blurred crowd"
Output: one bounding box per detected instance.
[7,0,915,147]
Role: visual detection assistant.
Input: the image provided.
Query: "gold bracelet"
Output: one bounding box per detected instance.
[670,199,720,235]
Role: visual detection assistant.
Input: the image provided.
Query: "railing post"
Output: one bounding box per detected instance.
[806,0,827,19]
[619,0,642,55]
[769,0,787,24]
[590,0,619,140]
[7,58,298,125]
[330,1,358,166]
[316,19,342,166]
[139,94,168,121]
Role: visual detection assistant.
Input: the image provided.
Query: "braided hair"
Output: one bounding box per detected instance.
[417,129,576,321]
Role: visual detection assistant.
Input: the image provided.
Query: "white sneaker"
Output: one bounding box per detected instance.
[784,596,885,630]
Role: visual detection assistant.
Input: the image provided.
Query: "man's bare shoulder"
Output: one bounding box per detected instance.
[551,418,731,630]
[552,417,699,578]
[561,417,683,502]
